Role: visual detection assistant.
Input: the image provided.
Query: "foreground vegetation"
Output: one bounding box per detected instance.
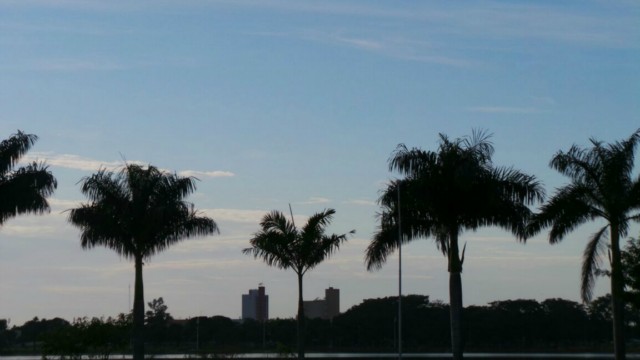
[1,294,639,357]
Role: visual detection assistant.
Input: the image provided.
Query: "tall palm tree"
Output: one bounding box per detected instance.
[68,164,218,360]
[0,131,56,227]
[366,132,543,360]
[526,129,640,360]
[243,208,354,359]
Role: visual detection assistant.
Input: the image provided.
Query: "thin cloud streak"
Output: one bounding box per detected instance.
[297,196,331,205]
[202,208,265,223]
[334,35,383,50]
[179,170,235,178]
[344,199,376,206]
[468,106,541,114]
[3,1,637,49]
[252,30,475,68]
[22,152,235,178]
[21,152,142,172]
[30,58,126,72]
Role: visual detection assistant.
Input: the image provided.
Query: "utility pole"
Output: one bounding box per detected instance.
[397,183,403,360]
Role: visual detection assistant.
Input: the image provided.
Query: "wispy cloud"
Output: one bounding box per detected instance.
[30,58,125,72]
[334,35,383,50]
[22,152,235,178]
[6,1,636,50]
[344,199,376,206]
[0,0,134,11]
[468,106,541,114]
[48,198,83,211]
[22,152,137,172]
[252,29,475,67]
[178,170,235,179]
[202,208,266,223]
[245,1,638,68]
[147,258,248,271]
[298,197,331,205]
[1,224,59,238]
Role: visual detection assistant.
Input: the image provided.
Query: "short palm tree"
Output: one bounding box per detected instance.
[68,164,218,360]
[243,208,354,359]
[0,130,56,227]
[366,132,543,360]
[526,129,640,360]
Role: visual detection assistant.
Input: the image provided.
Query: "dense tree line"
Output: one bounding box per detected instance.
[1,294,638,357]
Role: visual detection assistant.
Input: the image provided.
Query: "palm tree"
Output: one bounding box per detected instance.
[366,132,543,360]
[68,164,218,360]
[243,208,354,359]
[0,131,57,227]
[526,129,640,360]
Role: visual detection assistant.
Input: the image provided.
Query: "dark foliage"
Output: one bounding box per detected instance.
[4,295,634,355]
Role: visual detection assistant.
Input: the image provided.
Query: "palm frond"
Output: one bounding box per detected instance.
[611,128,640,181]
[366,224,399,271]
[581,225,609,302]
[261,210,297,237]
[69,204,135,258]
[388,144,436,176]
[526,184,597,242]
[0,162,57,225]
[80,169,127,203]
[301,208,335,240]
[246,208,352,275]
[462,129,494,163]
[144,205,218,259]
[303,230,353,274]
[0,131,38,175]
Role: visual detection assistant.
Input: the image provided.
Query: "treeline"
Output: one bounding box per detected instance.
[1,294,638,356]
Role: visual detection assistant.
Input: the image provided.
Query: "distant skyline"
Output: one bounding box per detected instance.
[0,0,638,326]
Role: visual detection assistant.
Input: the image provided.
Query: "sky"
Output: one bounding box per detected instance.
[0,0,639,327]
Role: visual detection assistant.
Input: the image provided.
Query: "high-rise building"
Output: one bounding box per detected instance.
[303,287,340,320]
[242,285,269,321]
[325,287,340,319]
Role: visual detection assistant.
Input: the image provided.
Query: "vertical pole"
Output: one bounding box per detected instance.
[397,183,402,360]
[289,203,296,227]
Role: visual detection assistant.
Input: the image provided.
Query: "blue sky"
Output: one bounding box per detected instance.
[0,0,638,326]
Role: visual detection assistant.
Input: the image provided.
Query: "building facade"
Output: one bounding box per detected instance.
[303,287,340,320]
[242,285,269,321]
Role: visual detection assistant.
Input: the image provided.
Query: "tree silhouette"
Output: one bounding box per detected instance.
[243,208,353,359]
[526,129,640,360]
[68,164,218,360]
[621,237,640,313]
[0,130,56,228]
[367,131,543,360]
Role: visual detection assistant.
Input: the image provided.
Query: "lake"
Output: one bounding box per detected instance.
[2,354,640,360]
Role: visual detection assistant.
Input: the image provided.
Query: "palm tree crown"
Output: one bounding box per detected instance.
[367,132,544,270]
[68,163,218,360]
[0,131,57,225]
[244,209,352,276]
[70,164,217,260]
[527,129,640,301]
[244,208,354,359]
[526,129,640,360]
[366,131,543,360]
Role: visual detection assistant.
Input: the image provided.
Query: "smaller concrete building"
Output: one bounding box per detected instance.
[303,287,340,320]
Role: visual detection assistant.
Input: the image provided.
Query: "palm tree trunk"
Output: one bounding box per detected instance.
[297,272,305,359]
[448,232,464,360]
[133,256,145,360]
[610,227,626,360]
